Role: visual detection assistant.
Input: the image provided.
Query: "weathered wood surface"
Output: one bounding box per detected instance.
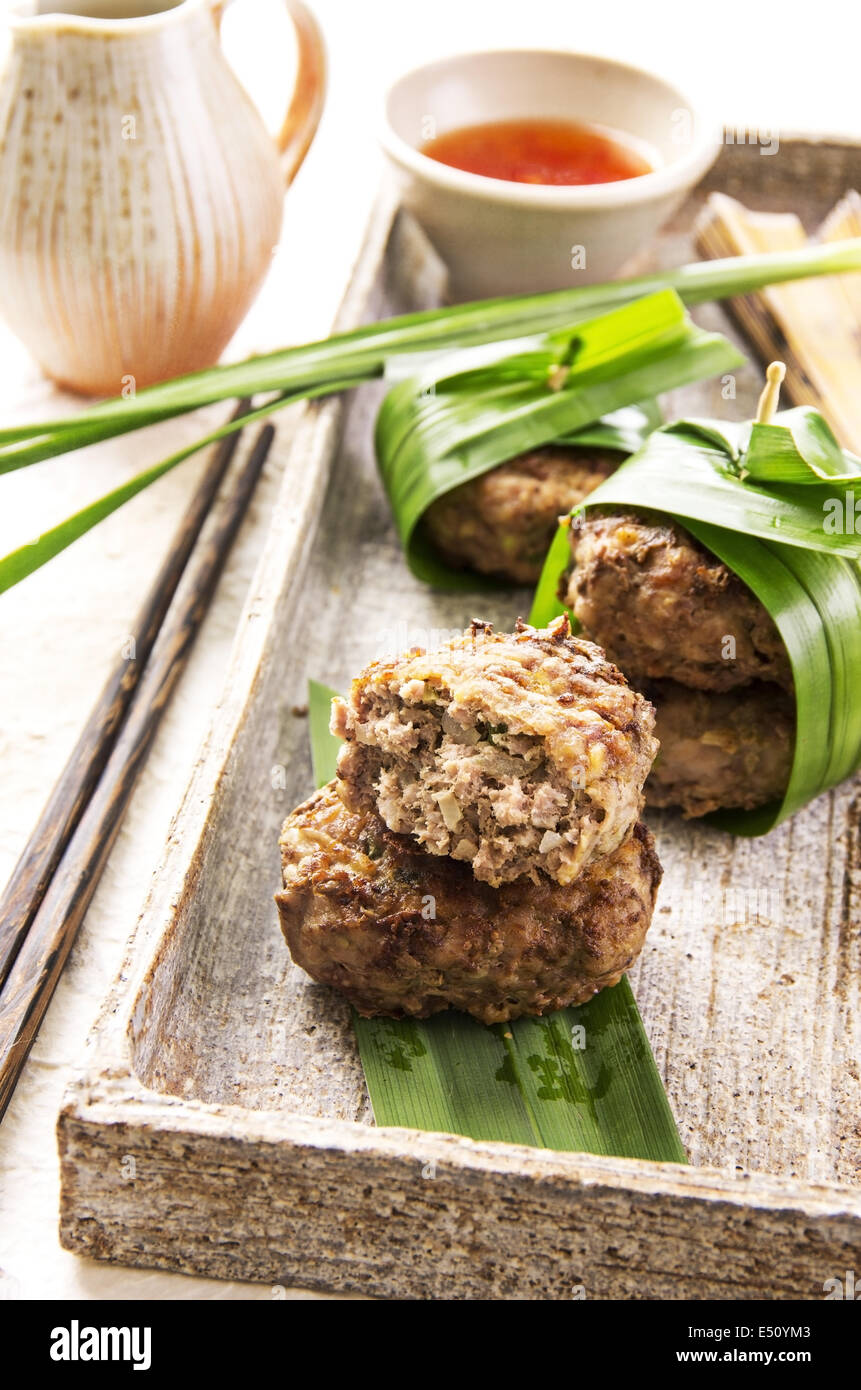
[58,140,861,1298]
[60,1095,861,1300]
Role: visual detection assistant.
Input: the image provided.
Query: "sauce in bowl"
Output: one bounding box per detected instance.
[421,118,653,187]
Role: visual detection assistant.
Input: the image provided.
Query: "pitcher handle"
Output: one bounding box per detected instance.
[272,0,327,186]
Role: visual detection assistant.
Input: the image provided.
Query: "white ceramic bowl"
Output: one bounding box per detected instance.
[380,49,719,299]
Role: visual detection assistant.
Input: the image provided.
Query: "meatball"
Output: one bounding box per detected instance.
[331,616,658,888]
[276,781,662,1024]
[423,446,618,586]
[645,680,794,818]
[564,510,791,692]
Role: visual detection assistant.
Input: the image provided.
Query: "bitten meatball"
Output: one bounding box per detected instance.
[423,446,618,585]
[645,680,794,818]
[276,781,662,1024]
[564,510,792,692]
[331,616,658,887]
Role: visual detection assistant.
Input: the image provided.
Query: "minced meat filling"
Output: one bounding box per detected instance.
[332,617,658,887]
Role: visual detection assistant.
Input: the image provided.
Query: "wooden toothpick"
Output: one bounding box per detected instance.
[755,360,786,425]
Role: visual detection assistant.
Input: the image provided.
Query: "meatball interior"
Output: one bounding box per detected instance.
[332,616,658,888]
[646,680,794,818]
[276,780,662,1024]
[423,446,618,586]
[565,510,792,693]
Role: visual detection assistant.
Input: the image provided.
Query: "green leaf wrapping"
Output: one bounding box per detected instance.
[306,681,686,1161]
[375,290,743,588]
[530,410,861,834]
[555,399,664,455]
[567,422,861,560]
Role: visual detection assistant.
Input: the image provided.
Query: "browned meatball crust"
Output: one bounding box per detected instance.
[645,680,794,818]
[423,446,618,586]
[276,780,662,1024]
[564,511,791,692]
[331,617,658,888]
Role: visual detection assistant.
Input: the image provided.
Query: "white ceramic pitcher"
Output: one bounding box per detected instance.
[0,0,326,394]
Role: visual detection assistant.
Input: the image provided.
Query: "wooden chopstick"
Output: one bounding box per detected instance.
[0,399,251,992]
[0,419,276,1121]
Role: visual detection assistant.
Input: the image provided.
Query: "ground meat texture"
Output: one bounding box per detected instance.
[645,680,794,818]
[423,446,619,586]
[331,616,658,888]
[276,781,662,1024]
[564,510,792,692]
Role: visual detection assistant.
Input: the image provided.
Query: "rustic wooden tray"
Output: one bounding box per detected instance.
[58,138,861,1300]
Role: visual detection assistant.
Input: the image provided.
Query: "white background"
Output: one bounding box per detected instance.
[0,0,858,1302]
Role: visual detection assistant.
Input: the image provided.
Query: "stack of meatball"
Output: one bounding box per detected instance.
[563,511,795,817]
[276,617,662,1024]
